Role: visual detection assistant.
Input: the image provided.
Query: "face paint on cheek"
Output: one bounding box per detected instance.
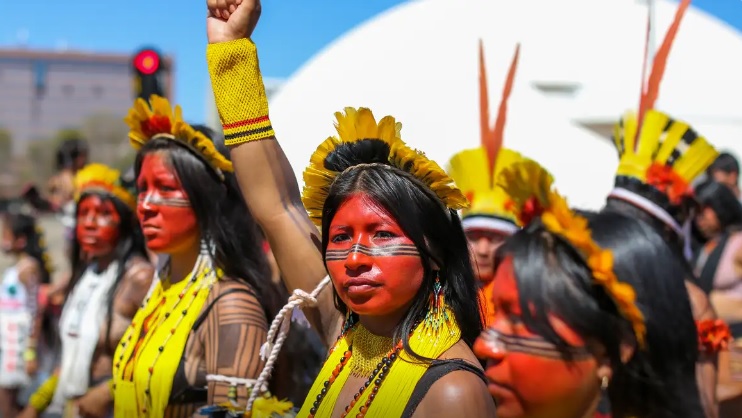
[76,196,121,257]
[136,153,199,254]
[325,194,425,317]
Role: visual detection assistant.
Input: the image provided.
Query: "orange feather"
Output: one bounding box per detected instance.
[478,39,496,187]
[489,44,520,186]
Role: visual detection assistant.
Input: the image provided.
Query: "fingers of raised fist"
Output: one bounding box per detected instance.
[208,0,242,19]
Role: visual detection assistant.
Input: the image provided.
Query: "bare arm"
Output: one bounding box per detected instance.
[687,280,720,418]
[18,261,42,357]
[413,371,496,418]
[205,0,340,345]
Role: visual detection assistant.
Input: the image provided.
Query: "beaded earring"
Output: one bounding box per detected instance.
[421,273,450,339]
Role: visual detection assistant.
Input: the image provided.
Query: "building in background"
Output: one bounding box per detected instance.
[0,48,174,155]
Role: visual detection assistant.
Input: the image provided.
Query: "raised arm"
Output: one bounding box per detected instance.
[205,0,340,345]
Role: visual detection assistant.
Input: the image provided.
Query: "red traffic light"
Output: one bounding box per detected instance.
[134,50,160,75]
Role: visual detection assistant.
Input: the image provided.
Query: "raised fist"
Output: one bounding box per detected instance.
[207,0,261,43]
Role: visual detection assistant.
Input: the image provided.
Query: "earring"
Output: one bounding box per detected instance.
[340,309,356,335]
[600,375,609,390]
[422,273,449,339]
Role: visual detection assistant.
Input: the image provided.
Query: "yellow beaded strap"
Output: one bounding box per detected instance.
[499,159,647,347]
[206,39,274,146]
[299,308,461,418]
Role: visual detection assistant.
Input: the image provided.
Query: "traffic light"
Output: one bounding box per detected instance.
[132,48,165,100]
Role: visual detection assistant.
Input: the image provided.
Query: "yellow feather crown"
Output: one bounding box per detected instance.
[613,110,718,203]
[448,147,526,227]
[302,107,468,226]
[499,159,647,347]
[125,95,233,179]
[74,163,136,210]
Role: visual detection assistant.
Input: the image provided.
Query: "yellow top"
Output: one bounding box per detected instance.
[112,263,216,417]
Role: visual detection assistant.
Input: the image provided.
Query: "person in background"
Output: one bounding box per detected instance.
[707,152,740,199]
[0,204,52,418]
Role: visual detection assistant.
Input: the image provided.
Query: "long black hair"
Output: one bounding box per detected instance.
[495,210,702,418]
[320,139,483,354]
[66,191,148,352]
[132,125,281,322]
[694,180,742,232]
[2,208,53,284]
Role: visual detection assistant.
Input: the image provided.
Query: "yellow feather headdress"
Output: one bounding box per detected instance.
[613,0,717,207]
[124,95,233,180]
[74,163,136,209]
[448,41,525,232]
[302,107,468,226]
[499,159,647,347]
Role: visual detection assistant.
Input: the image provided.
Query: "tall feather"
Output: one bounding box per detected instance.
[489,44,521,187]
[635,8,652,147]
[478,39,496,187]
[636,0,691,139]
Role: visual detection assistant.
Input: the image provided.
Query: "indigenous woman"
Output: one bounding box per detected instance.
[474,159,705,418]
[204,1,496,416]
[0,205,51,418]
[21,163,153,418]
[110,103,284,417]
[447,40,528,325]
[601,1,723,415]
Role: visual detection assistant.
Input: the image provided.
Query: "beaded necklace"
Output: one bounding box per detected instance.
[114,252,217,414]
[308,324,404,418]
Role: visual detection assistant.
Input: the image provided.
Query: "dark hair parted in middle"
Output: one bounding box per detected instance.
[320,139,484,354]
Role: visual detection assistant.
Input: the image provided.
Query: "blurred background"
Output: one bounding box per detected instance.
[0,0,741,280]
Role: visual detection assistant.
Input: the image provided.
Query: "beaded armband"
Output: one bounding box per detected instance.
[28,374,59,413]
[697,319,731,354]
[206,39,275,146]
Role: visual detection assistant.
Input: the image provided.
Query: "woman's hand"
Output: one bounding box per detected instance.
[75,381,112,418]
[207,0,261,44]
[17,407,39,418]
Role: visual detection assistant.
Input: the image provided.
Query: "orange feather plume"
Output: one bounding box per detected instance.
[636,0,691,141]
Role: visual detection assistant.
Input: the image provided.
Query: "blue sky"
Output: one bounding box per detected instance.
[0,0,739,123]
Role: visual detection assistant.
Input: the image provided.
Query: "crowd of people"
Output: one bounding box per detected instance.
[2,0,742,417]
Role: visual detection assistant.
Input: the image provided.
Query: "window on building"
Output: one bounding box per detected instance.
[33,62,47,97]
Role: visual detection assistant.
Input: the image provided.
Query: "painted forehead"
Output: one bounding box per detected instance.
[330,193,400,226]
[138,152,180,182]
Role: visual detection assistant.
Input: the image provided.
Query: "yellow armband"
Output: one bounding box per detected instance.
[28,374,58,413]
[207,38,274,146]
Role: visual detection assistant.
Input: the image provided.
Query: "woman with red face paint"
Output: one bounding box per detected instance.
[21,163,153,418]
[0,204,52,418]
[110,101,289,417]
[473,159,704,418]
[203,2,495,417]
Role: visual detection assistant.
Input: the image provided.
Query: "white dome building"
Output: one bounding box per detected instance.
[242,0,742,209]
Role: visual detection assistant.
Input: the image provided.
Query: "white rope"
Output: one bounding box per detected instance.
[245,276,332,412]
[206,374,261,388]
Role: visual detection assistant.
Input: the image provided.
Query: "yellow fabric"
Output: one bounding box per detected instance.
[613,109,718,183]
[112,267,215,417]
[299,311,461,417]
[447,147,525,225]
[74,163,136,210]
[28,374,58,413]
[206,39,274,146]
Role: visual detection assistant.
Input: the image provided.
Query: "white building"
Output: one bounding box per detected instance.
[216,0,742,209]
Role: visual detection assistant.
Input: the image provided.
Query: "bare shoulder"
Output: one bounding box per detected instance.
[206,278,267,328]
[124,256,155,289]
[685,279,716,320]
[439,339,483,369]
[414,361,495,418]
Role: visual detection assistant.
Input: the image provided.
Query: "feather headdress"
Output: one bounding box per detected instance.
[499,159,646,347]
[613,0,717,210]
[74,163,136,209]
[125,95,233,180]
[302,108,468,226]
[447,41,526,233]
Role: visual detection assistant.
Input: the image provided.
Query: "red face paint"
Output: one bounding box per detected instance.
[76,195,121,257]
[473,257,600,418]
[466,229,506,283]
[136,153,199,254]
[325,193,424,318]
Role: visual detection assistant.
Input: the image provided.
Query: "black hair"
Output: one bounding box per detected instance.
[707,152,740,176]
[133,125,281,323]
[585,210,703,418]
[495,210,702,417]
[2,209,52,284]
[55,138,89,171]
[694,180,742,231]
[66,191,148,353]
[320,139,483,356]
